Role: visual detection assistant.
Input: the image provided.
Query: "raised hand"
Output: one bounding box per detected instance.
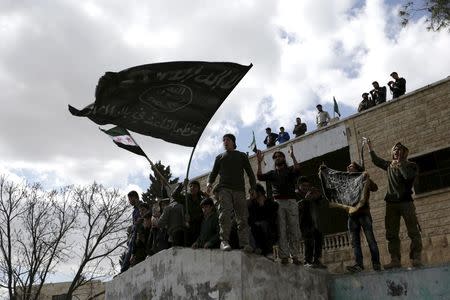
[256,150,264,163]
[288,144,294,158]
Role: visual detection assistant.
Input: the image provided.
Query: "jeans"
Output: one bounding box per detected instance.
[348,213,380,267]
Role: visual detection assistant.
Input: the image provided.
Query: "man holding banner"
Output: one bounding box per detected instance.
[207,134,256,252]
[345,162,381,273]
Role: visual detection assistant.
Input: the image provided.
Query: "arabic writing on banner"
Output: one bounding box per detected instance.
[69,61,252,147]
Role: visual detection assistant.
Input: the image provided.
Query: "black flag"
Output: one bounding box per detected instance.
[319,166,366,206]
[69,61,252,147]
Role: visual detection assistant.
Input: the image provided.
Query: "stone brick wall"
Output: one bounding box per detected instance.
[193,76,450,272]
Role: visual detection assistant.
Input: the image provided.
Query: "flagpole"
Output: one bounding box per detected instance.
[181,63,254,225]
[182,145,197,224]
[127,133,171,190]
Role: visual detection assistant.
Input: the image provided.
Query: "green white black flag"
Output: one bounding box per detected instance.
[100,126,147,157]
[333,96,341,117]
[248,130,257,153]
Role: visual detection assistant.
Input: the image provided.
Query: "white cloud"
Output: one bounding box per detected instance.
[0,0,449,194]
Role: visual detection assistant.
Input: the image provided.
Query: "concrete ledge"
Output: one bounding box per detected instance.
[106,248,450,299]
[329,264,450,299]
[106,248,329,300]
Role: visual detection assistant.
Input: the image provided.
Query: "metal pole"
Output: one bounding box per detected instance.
[183,145,197,223]
[128,133,170,190]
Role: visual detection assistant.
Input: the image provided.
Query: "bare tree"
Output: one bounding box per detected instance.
[0,177,77,300]
[15,186,77,300]
[65,183,129,299]
[0,176,27,300]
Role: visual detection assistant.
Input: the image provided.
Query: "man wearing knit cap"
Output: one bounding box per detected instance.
[207,133,256,252]
[367,139,422,269]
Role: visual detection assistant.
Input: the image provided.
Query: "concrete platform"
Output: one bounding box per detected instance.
[106,247,329,300]
[106,248,450,299]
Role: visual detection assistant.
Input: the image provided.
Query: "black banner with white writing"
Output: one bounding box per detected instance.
[69,61,252,147]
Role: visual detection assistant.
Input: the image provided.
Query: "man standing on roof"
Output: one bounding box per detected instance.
[257,145,302,265]
[207,133,256,252]
[367,139,422,269]
[316,104,331,128]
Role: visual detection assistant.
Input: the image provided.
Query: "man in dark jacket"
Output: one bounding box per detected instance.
[370,81,387,105]
[207,133,256,252]
[257,145,302,265]
[184,180,205,246]
[293,117,307,137]
[297,177,327,268]
[158,183,186,247]
[388,72,406,99]
[367,139,422,269]
[131,214,151,266]
[248,183,279,255]
[358,93,375,112]
[192,198,220,249]
[120,191,142,273]
[263,127,278,148]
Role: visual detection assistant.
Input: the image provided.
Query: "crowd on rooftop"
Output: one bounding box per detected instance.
[261,72,406,150]
[120,71,418,275]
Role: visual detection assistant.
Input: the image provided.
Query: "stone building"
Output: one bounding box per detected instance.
[192,76,450,273]
[26,280,105,300]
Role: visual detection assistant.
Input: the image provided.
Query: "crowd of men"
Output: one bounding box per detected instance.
[358,72,406,112]
[262,72,407,150]
[121,128,422,274]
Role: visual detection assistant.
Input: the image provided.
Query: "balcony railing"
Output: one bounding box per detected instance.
[299,231,351,255]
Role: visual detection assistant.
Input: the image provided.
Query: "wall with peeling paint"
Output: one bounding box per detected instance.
[105,247,330,300]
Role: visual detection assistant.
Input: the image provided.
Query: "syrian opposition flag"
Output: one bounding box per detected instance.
[100,126,147,157]
[333,96,341,117]
[248,130,257,153]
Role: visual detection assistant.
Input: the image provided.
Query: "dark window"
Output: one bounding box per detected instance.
[410,147,450,194]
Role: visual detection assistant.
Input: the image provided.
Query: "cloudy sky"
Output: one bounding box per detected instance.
[1,0,449,194]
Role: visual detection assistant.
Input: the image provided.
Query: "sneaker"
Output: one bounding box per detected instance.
[346,264,363,273]
[254,248,262,255]
[242,245,254,253]
[383,260,401,270]
[304,262,313,268]
[220,241,232,251]
[280,257,290,265]
[312,259,327,269]
[411,259,423,268]
[373,263,382,271]
[292,257,302,265]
